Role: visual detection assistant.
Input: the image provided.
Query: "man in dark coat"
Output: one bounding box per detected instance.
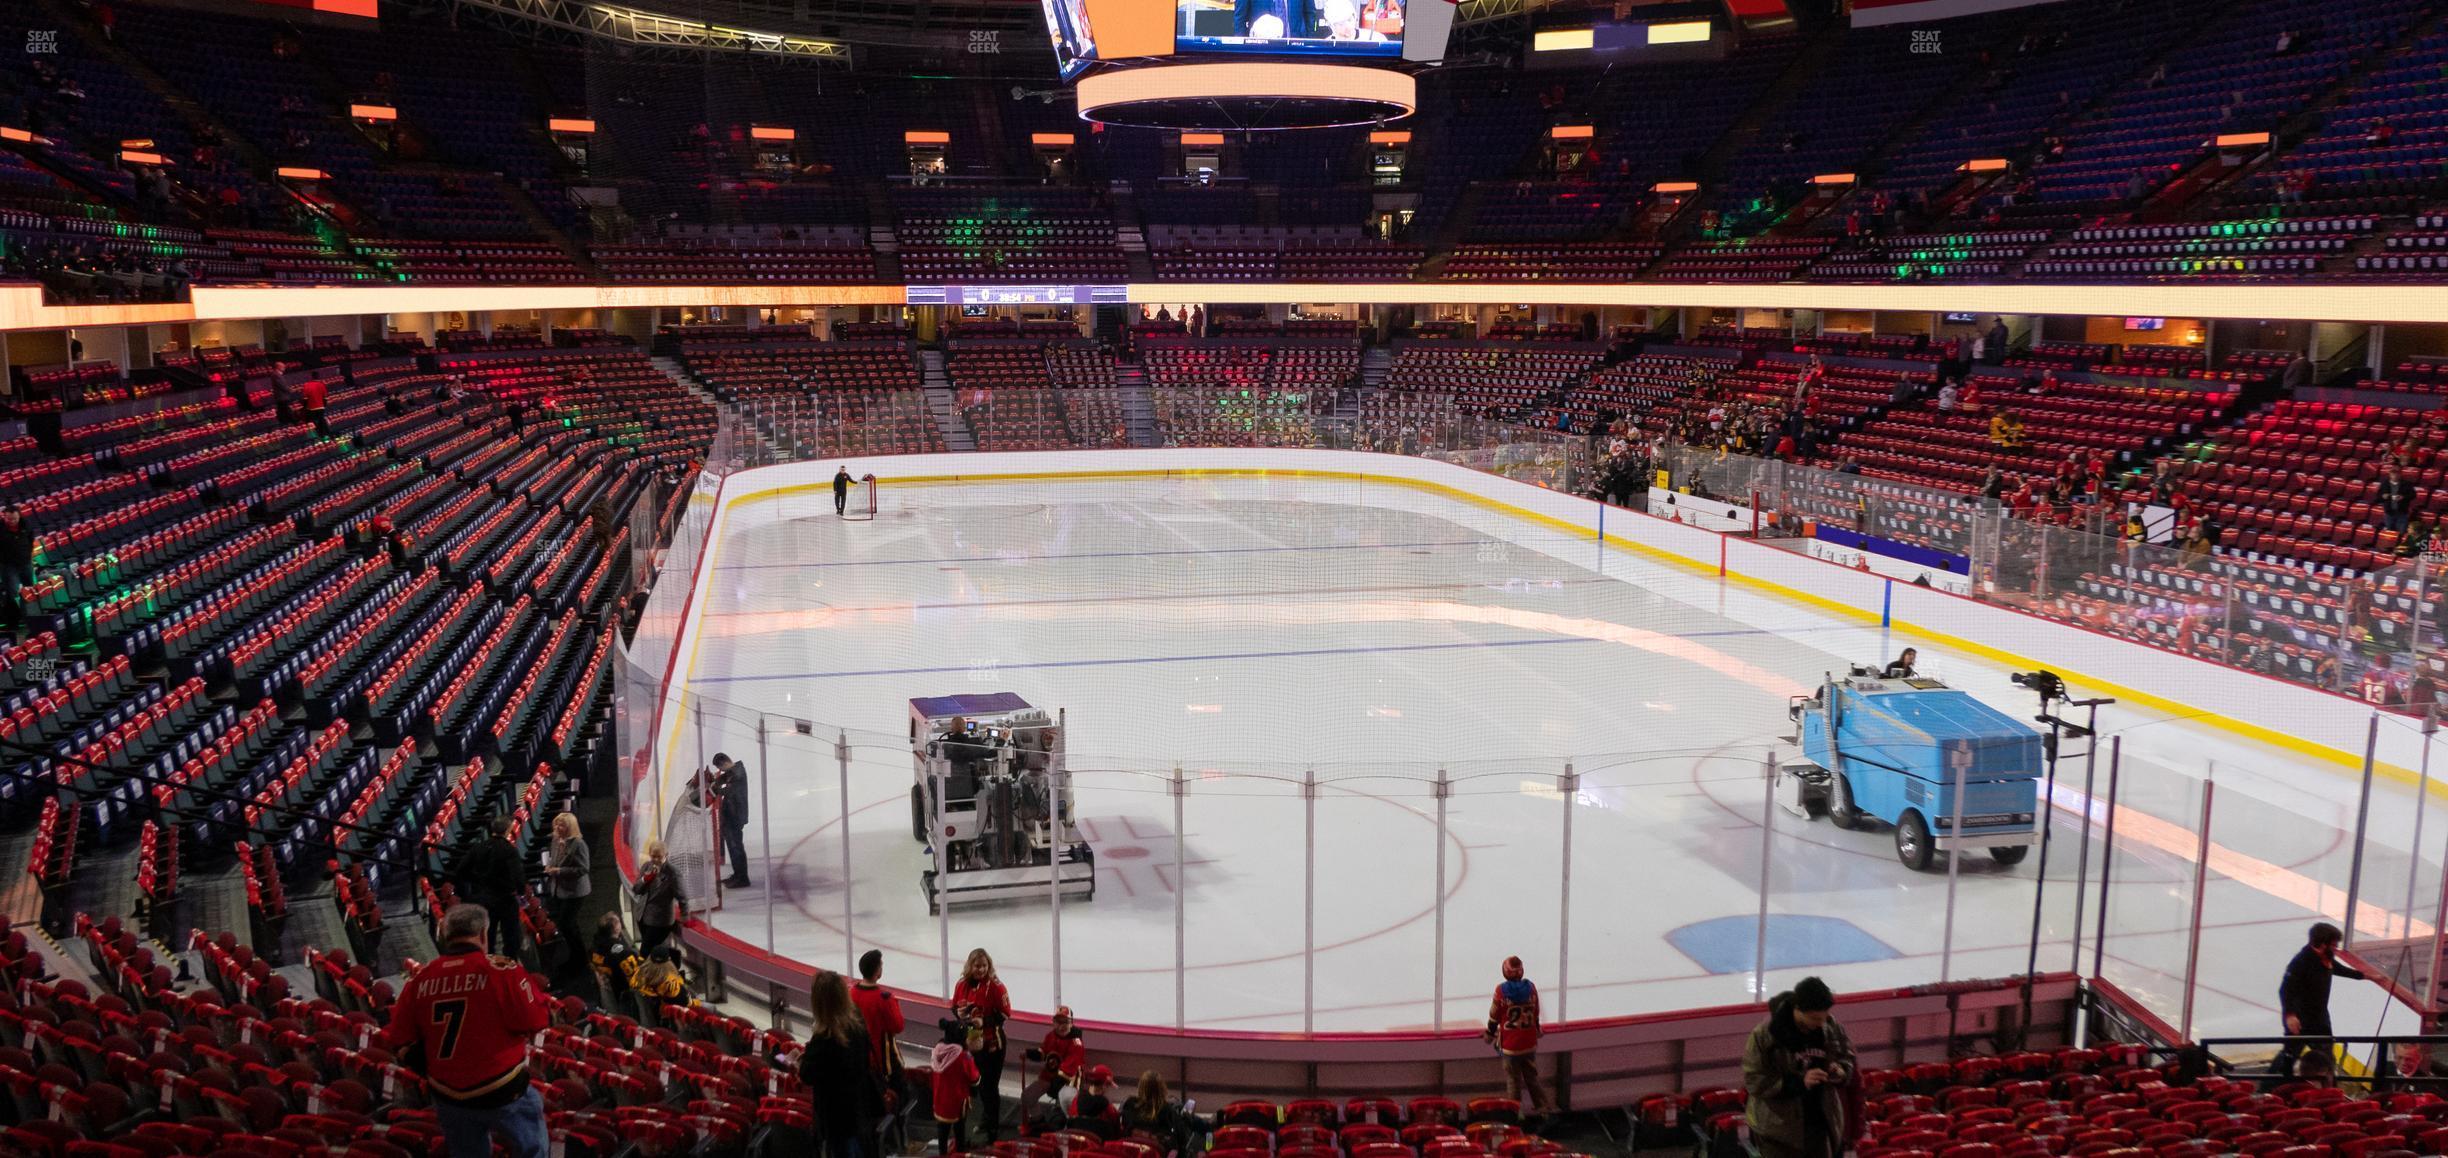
[1743,977,1855,1158]
[714,753,754,889]
[0,504,32,630]
[2276,921,2366,1076]
[454,814,529,962]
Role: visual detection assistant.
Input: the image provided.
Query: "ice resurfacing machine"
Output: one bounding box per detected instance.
[909,693,1096,912]
[1782,672,2044,870]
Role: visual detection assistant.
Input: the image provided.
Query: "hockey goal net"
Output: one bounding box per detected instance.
[844,473,878,520]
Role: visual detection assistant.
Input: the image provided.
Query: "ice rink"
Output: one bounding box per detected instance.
[666,471,2429,1045]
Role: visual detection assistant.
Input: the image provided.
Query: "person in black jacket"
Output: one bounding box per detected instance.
[2379,467,2418,537]
[0,503,31,630]
[2276,921,2366,1076]
[799,970,884,1158]
[713,753,754,889]
[454,814,528,963]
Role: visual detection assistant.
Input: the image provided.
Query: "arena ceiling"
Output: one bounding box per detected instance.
[448,0,1552,53]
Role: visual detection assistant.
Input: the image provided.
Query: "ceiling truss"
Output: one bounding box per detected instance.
[450,0,854,64]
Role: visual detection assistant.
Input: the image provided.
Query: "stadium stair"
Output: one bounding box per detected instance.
[1688,28,1849,197]
[495,174,598,274]
[1110,184,1157,282]
[866,185,902,282]
[1112,362,1161,447]
[921,349,977,451]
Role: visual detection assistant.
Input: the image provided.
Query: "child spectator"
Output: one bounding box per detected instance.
[1068,1065,1124,1140]
[931,1021,983,1154]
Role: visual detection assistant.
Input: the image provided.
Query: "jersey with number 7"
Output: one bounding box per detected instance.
[381,944,555,1107]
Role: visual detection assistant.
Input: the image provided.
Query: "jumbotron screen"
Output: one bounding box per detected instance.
[1041,0,1097,76]
[1175,0,1407,57]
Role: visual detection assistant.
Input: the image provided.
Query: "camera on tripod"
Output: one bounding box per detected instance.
[2010,670,2067,700]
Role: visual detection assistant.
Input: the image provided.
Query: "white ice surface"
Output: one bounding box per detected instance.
[672,477,2422,1051]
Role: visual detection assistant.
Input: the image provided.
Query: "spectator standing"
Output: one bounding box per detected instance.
[2361,653,2408,706]
[381,904,553,1158]
[454,815,527,963]
[2284,351,2314,392]
[834,465,855,516]
[542,812,590,986]
[851,950,907,1110]
[712,752,755,889]
[1485,957,1551,1114]
[930,1021,983,1155]
[0,504,32,630]
[591,912,638,1015]
[952,948,1013,1139]
[1742,977,1855,1158]
[2276,921,2366,1076]
[1986,319,2009,363]
[2379,467,2417,537]
[300,375,329,436]
[631,838,687,952]
[800,970,885,1158]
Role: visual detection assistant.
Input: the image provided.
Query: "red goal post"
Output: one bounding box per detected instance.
[845,473,878,520]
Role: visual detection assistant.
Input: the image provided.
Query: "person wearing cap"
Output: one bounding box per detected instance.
[1485,957,1550,1114]
[1067,1064,1122,1140]
[1742,977,1855,1158]
[1015,1005,1087,1131]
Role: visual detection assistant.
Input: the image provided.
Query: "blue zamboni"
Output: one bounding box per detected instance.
[1782,671,2044,871]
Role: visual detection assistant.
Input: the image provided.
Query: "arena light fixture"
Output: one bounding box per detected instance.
[277,167,331,180]
[119,150,166,166]
[2214,132,2272,148]
[1958,158,2009,172]
[350,104,398,122]
[1812,172,1858,186]
[1644,19,1712,45]
[582,3,846,59]
[1652,181,1699,194]
[0,127,36,144]
[1075,62,1416,130]
[1369,130,1412,145]
[1549,125,1594,140]
[752,126,797,141]
[1180,132,1225,146]
[120,138,155,150]
[1031,133,1077,147]
[904,131,951,145]
[549,118,597,134]
[1532,28,1595,51]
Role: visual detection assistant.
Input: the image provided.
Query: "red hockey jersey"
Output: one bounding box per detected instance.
[380,945,552,1106]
